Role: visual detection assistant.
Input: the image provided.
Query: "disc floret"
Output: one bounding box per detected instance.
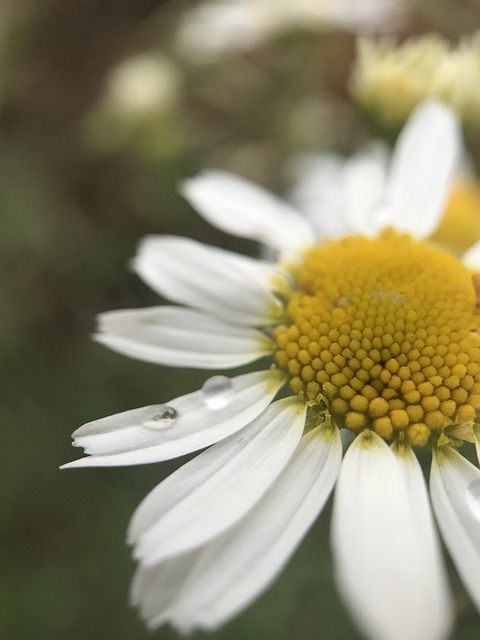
[274,230,480,447]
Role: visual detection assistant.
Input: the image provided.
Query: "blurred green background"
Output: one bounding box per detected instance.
[2,1,480,639]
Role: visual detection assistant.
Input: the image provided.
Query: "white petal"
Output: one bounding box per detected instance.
[430,446,480,612]
[181,170,315,258]
[286,152,350,238]
[95,306,273,369]
[378,101,461,238]
[462,240,480,271]
[392,443,453,635]
[332,431,452,640]
[133,236,284,326]
[343,142,389,235]
[167,423,342,633]
[129,398,306,563]
[61,370,286,467]
[130,550,201,629]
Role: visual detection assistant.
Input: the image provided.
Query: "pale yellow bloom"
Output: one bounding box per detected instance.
[84,53,182,156]
[351,33,480,130]
[99,54,180,121]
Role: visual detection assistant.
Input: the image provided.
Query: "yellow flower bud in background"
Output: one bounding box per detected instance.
[351,33,480,132]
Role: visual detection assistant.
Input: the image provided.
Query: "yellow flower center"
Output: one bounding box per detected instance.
[432,178,480,252]
[274,229,480,447]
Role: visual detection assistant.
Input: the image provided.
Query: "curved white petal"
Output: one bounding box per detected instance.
[377,101,461,238]
[167,423,342,633]
[61,370,286,468]
[430,446,480,612]
[95,306,274,369]
[129,397,306,563]
[287,152,350,239]
[392,443,453,635]
[130,550,201,629]
[343,142,389,236]
[332,430,452,640]
[133,236,284,326]
[181,170,315,258]
[462,240,480,271]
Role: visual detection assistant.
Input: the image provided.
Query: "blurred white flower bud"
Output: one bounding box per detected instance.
[104,54,180,120]
[176,0,406,63]
[351,33,480,130]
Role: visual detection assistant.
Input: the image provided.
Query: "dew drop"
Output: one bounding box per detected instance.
[333,295,353,308]
[201,375,234,410]
[370,288,406,305]
[143,404,178,430]
[465,478,480,521]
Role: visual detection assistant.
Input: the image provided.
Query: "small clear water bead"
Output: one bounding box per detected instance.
[466,478,480,521]
[201,375,234,410]
[333,295,353,308]
[143,405,178,430]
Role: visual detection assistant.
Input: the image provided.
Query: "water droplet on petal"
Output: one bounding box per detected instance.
[465,478,480,521]
[143,404,178,430]
[201,375,234,410]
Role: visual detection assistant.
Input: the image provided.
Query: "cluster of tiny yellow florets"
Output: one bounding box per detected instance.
[274,229,480,447]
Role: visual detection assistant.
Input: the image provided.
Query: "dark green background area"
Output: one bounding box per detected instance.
[0,140,363,639]
[2,1,480,639]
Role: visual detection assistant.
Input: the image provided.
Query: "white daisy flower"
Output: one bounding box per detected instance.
[63,101,480,640]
